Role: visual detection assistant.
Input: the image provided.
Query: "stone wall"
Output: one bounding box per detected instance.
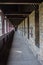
[38,2,43,64]
[18,2,43,65]
[29,11,35,45]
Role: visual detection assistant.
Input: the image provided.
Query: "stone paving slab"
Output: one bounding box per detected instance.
[7,31,41,65]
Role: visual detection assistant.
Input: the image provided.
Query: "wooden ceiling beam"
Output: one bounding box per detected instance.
[9,18,24,19]
[5,14,29,16]
[0,2,40,5]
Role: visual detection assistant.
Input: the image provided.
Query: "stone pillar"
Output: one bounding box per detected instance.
[6,19,9,32]
[22,22,23,36]
[27,16,29,39]
[1,13,5,34]
[4,16,7,33]
[25,18,28,38]
[2,19,4,34]
[35,5,39,47]
[24,19,25,35]
[0,10,2,34]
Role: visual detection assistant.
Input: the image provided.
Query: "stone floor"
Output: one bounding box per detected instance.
[7,31,41,65]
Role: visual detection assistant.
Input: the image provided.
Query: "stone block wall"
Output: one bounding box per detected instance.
[18,2,43,65]
[38,2,43,64]
[29,11,35,45]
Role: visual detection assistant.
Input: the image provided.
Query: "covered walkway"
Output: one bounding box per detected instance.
[0,1,43,65]
[7,31,41,65]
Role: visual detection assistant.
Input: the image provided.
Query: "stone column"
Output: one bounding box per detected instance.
[6,19,9,32]
[35,5,39,47]
[27,16,29,39]
[24,19,25,35]
[1,13,4,34]
[2,19,4,34]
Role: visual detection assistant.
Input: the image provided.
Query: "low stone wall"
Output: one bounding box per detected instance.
[0,30,14,65]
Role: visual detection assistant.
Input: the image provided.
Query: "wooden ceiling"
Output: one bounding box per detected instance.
[0,0,42,3]
[0,0,42,26]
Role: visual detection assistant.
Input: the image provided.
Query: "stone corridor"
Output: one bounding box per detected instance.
[7,31,41,65]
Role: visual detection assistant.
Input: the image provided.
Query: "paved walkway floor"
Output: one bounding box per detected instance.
[7,31,41,65]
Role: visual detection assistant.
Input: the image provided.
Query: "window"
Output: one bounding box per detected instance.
[4,19,7,33]
[0,16,2,36]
